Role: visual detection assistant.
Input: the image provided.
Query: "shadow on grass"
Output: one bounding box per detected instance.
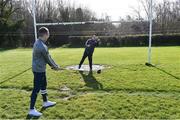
[77,87,180,94]
[0,67,32,84]
[154,66,180,80]
[26,105,56,120]
[146,63,180,80]
[26,115,40,120]
[40,107,47,113]
[40,104,56,112]
[79,71,103,90]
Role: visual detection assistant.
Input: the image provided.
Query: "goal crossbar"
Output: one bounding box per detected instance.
[36,20,142,26]
[32,0,153,64]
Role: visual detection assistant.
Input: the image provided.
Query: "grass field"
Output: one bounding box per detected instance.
[0,47,180,119]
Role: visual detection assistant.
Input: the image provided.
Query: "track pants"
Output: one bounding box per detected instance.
[79,51,93,70]
[30,72,48,109]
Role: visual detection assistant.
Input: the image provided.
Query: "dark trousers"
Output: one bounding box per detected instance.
[79,51,93,70]
[30,72,48,109]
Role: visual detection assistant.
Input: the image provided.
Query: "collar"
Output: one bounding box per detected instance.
[38,38,46,43]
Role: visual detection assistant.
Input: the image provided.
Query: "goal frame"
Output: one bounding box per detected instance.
[32,0,153,64]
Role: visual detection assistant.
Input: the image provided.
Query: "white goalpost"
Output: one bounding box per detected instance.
[148,0,153,64]
[32,0,153,65]
[32,0,37,41]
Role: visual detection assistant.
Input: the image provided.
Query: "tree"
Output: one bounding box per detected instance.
[76,8,83,21]
[154,0,180,34]
[0,0,24,47]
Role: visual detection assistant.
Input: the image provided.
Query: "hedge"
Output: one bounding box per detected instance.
[67,34,180,47]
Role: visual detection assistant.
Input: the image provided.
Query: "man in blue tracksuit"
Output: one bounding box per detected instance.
[28,27,60,117]
[79,35,99,71]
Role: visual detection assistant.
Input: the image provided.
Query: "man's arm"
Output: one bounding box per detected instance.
[85,39,90,47]
[41,47,59,70]
[96,39,100,46]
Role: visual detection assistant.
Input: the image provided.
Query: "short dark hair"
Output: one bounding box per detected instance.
[38,27,49,37]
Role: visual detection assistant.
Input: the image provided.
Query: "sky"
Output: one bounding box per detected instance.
[73,0,139,20]
[71,0,177,21]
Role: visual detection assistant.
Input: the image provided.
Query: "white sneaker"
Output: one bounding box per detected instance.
[28,109,42,117]
[43,101,56,108]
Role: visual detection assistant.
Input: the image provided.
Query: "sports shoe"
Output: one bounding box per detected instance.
[78,65,81,69]
[28,109,42,117]
[43,101,56,108]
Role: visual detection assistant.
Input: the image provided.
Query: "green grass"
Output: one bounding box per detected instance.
[0,47,180,119]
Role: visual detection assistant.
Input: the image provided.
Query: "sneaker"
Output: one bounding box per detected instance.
[28,109,42,117]
[78,65,81,69]
[43,101,56,108]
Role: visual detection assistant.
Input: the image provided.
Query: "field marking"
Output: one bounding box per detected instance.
[1,86,180,98]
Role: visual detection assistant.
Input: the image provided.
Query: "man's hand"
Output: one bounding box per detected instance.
[51,65,61,71]
[86,44,91,47]
[96,39,101,46]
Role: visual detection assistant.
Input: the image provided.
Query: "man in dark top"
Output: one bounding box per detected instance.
[79,35,100,71]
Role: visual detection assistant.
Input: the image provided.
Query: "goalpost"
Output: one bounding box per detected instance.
[148,0,153,65]
[32,0,153,65]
